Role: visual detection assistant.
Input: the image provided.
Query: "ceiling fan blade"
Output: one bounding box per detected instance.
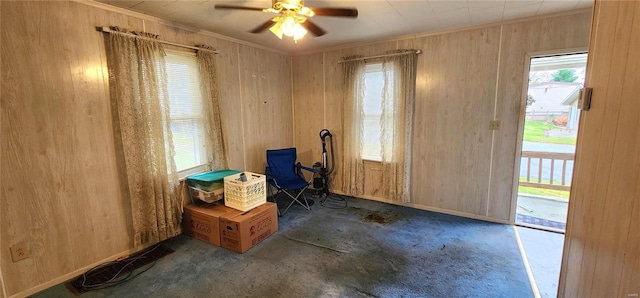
[301,19,326,37]
[250,19,277,33]
[309,7,358,18]
[214,4,265,12]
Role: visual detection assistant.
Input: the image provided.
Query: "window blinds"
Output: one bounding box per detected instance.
[165,51,207,172]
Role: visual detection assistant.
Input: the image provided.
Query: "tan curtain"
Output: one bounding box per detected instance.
[196,45,227,170]
[341,56,366,196]
[380,50,418,202]
[105,28,180,246]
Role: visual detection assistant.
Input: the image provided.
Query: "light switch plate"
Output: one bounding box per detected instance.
[10,242,31,262]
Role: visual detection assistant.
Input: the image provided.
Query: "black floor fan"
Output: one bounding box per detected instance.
[313,129,347,209]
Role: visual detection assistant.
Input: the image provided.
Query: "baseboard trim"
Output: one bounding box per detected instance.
[332,191,511,225]
[9,241,158,298]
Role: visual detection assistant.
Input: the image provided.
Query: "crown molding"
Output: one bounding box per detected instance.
[293,7,593,56]
[74,0,292,56]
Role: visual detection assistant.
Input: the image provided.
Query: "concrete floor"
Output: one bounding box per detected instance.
[517,193,567,297]
[517,194,568,224]
[517,227,564,298]
[35,196,534,297]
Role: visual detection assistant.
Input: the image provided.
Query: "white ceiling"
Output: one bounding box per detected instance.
[96,0,593,53]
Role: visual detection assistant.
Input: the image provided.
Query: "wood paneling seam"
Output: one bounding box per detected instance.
[486,25,504,217]
[322,52,326,128]
[0,0,3,291]
[236,43,247,170]
[290,57,295,146]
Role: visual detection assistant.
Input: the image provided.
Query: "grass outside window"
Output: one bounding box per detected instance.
[518,176,570,199]
[523,120,576,145]
[518,185,569,199]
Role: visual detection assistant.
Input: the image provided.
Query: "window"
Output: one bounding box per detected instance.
[362,62,393,161]
[165,51,208,173]
[343,52,415,200]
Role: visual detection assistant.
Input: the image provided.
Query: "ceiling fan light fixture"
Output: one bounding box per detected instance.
[281,17,298,36]
[299,6,314,17]
[273,15,307,43]
[217,0,357,44]
[292,26,307,40]
[281,16,296,34]
[268,21,284,39]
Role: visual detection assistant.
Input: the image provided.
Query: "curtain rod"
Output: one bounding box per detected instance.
[96,26,219,54]
[338,50,422,63]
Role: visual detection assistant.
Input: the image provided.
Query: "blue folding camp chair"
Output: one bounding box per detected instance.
[265,148,317,216]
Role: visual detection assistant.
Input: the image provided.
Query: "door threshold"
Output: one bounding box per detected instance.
[515,222,565,234]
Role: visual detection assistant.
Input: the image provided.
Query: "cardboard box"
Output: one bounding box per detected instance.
[183,203,235,246]
[220,202,278,253]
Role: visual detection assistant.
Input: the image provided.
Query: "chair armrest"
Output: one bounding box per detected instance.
[296,163,318,173]
[265,166,272,177]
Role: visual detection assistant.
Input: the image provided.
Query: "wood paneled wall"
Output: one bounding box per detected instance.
[238,45,293,173]
[0,1,292,296]
[292,52,324,176]
[559,1,640,296]
[401,27,501,218]
[292,11,591,222]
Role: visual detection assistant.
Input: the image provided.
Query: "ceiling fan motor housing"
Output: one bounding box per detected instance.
[215,0,357,42]
[274,0,304,8]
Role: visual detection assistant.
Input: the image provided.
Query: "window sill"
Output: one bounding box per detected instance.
[177,164,209,179]
[362,159,382,163]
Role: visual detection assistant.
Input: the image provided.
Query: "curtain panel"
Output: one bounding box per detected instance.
[381,50,418,202]
[196,46,228,170]
[105,28,180,246]
[341,56,366,196]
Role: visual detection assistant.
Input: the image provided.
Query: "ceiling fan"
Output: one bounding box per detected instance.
[215,0,358,43]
